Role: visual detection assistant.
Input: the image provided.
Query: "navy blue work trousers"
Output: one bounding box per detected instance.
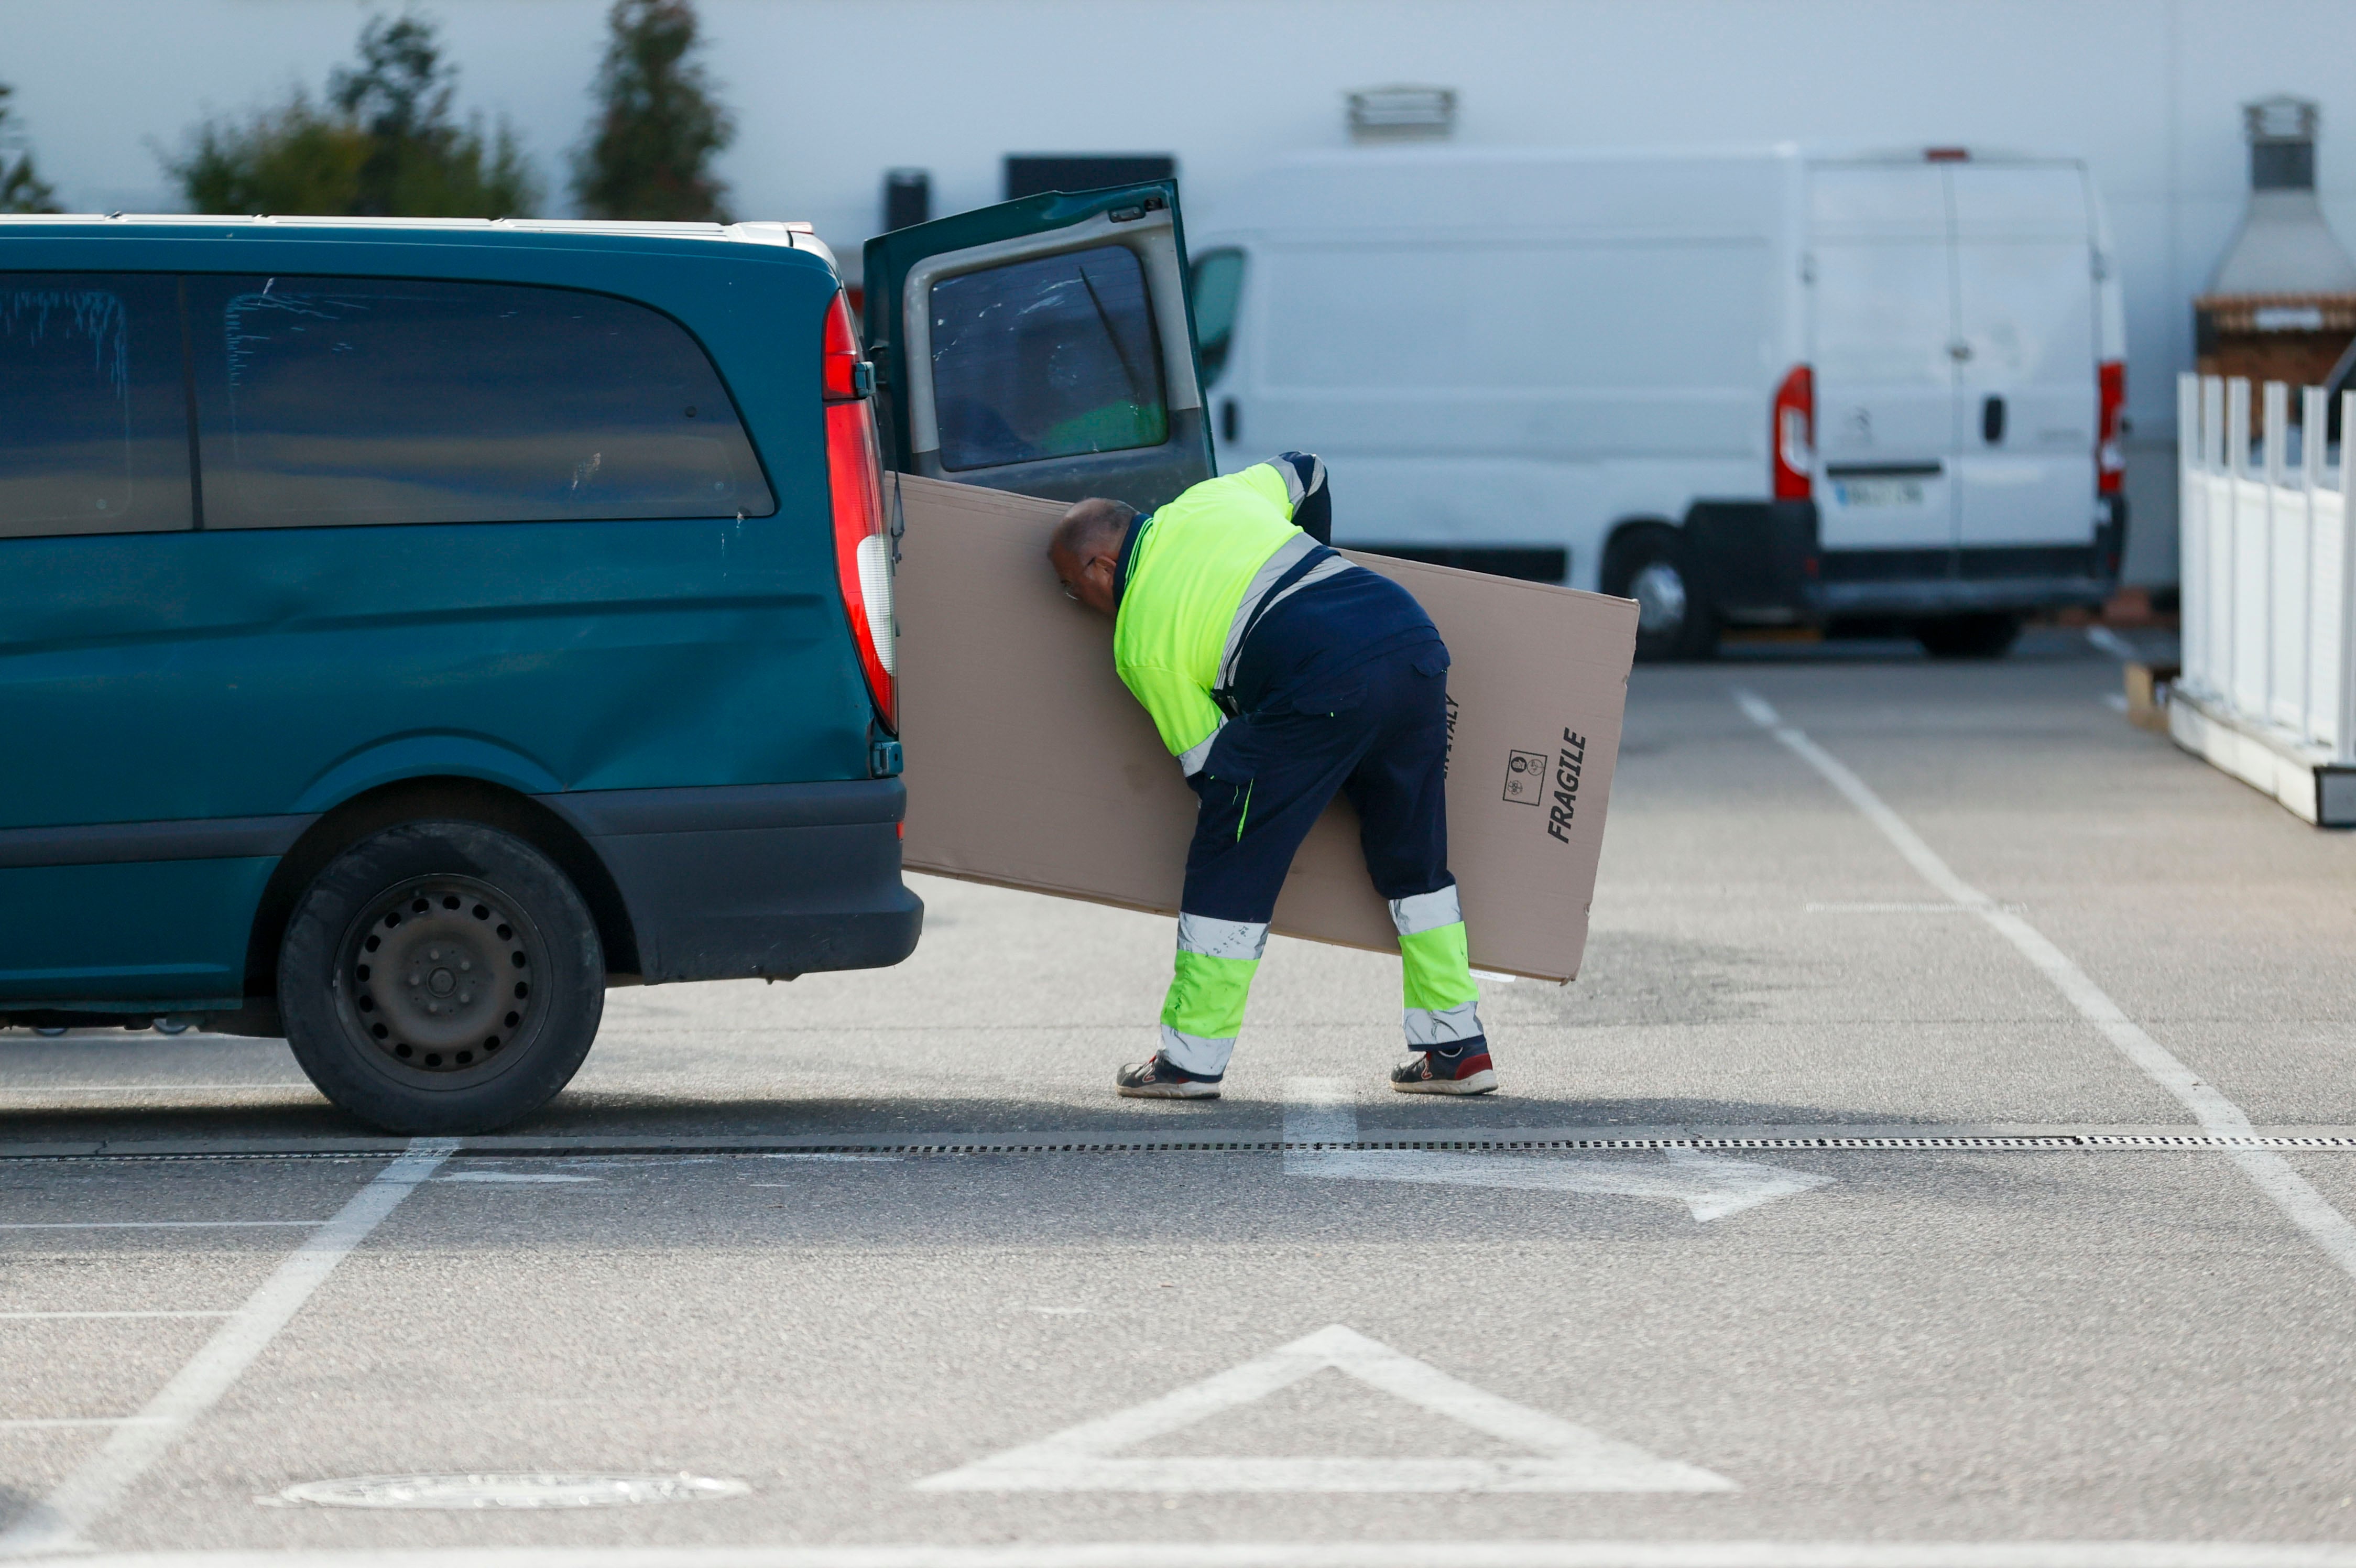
[1185,639,1456,925]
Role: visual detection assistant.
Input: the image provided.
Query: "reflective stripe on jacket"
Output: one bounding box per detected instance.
[1112,456,1327,775]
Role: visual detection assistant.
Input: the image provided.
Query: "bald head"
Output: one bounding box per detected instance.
[1048,497,1137,617]
[1052,498,1135,565]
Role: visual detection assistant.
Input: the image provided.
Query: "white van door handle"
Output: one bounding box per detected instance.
[1947,340,1973,362]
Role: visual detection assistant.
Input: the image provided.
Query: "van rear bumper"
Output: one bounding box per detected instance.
[1682,497,2124,623]
[1812,544,2114,617]
[1841,491,2128,614]
[539,780,923,985]
[1799,547,2120,613]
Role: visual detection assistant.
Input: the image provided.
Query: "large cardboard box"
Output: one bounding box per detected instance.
[891,475,1636,982]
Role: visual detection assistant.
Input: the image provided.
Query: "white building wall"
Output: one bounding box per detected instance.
[10,0,2356,586]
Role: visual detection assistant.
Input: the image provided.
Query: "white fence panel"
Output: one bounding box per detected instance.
[2228,380,2273,721]
[2202,376,2232,700]
[2177,375,2205,698]
[2174,372,2356,824]
[2265,382,2308,732]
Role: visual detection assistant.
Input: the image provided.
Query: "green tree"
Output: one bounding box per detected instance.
[170,97,372,217]
[0,84,61,214]
[164,10,538,218]
[573,0,735,222]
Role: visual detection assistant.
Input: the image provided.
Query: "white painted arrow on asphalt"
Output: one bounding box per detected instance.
[914,1323,1733,1494]
[1282,1080,1831,1222]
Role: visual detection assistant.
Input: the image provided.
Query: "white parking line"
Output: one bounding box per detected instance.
[429,1172,602,1184]
[0,1301,232,1311]
[0,1085,310,1095]
[39,1539,2356,1566]
[1733,688,2356,1282]
[0,1138,454,1560]
[0,1222,322,1231]
[0,1418,171,1432]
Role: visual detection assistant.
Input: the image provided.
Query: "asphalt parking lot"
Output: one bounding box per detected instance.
[10,627,2356,1568]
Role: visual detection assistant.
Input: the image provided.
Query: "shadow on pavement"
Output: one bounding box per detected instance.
[0,1086,2036,1148]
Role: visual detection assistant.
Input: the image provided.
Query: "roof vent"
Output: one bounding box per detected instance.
[1347,85,1455,144]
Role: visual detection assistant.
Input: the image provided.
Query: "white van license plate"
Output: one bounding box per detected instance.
[1834,478,1924,507]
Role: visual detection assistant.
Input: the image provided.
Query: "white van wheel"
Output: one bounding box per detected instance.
[1605,528,1717,661]
[1630,562,1688,635]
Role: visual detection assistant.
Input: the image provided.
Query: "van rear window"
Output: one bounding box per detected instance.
[0,274,193,539]
[186,276,774,529]
[927,245,1168,471]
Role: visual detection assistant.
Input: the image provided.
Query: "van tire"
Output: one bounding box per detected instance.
[278,821,604,1135]
[1603,527,1718,661]
[1914,613,2022,659]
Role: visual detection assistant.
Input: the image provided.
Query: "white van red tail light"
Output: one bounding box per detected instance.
[1772,365,1814,500]
[2097,360,2126,496]
[824,290,895,731]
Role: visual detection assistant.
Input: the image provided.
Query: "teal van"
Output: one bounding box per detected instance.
[0,183,1217,1133]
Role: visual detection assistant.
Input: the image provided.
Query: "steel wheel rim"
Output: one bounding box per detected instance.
[1630,560,1689,635]
[335,875,542,1080]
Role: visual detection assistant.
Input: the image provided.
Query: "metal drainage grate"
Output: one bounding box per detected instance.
[19,1129,2356,1163]
[766,1134,2356,1155]
[2084,1133,2356,1150]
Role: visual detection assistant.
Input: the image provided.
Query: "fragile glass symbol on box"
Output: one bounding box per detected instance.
[1503,750,1547,805]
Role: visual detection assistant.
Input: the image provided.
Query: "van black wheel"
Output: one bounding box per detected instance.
[279,821,604,1135]
[1914,613,2022,659]
[1603,527,1718,662]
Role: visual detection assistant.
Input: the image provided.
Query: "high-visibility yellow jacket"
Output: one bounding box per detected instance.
[1112,456,1346,776]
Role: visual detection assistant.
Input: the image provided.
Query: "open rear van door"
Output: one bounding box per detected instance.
[864,181,1215,514]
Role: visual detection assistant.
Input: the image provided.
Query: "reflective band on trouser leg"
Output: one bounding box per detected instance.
[1177,913,1270,962]
[1388,885,1463,938]
[1160,946,1259,1077]
[1397,920,1482,1049]
[1404,1000,1485,1048]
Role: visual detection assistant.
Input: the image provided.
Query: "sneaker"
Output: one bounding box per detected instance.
[1116,1054,1223,1099]
[1390,1044,1497,1095]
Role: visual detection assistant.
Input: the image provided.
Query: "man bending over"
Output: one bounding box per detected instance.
[1048,453,1495,1099]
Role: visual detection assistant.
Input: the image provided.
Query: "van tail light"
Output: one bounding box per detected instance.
[2097,360,2126,496]
[1772,364,1814,500]
[824,289,895,732]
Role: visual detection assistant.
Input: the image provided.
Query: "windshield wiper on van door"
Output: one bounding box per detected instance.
[1076,264,1149,409]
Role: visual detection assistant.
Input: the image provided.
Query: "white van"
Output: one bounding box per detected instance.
[1187,145,2128,658]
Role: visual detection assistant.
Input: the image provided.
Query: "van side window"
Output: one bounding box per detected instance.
[0,274,194,540]
[1189,249,1245,388]
[185,276,775,529]
[928,244,1167,471]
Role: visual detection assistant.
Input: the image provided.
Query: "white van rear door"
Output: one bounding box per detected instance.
[1948,167,2098,550]
[1807,165,1957,553]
